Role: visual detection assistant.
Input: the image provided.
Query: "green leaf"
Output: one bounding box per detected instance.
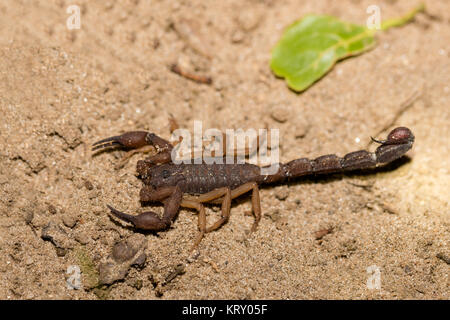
[271,15,376,91]
[270,4,425,92]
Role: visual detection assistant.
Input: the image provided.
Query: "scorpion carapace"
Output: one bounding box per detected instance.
[93,126,414,249]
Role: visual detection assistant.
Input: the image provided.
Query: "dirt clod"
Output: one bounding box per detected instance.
[436,253,450,264]
[270,106,290,123]
[41,222,74,250]
[62,214,78,228]
[132,253,147,269]
[112,241,138,263]
[274,186,290,201]
[74,231,91,245]
[98,262,128,285]
[98,234,147,285]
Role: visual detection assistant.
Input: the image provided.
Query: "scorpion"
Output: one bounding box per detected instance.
[92,126,414,250]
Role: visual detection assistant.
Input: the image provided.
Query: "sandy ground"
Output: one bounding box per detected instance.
[0,0,448,300]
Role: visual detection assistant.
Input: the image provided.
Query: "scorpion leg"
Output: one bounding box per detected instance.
[191,188,232,233]
[228,182,261,232]
[141,185,209,250]
[180,187,231,249]
[205,188,231,233]
[108,186,182,231]
[192,183,262,232]
[183,187,232,232]
[180,199,206,251]
[212,183,261,232]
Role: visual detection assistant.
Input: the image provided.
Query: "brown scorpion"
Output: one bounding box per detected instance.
[92,126,414,249]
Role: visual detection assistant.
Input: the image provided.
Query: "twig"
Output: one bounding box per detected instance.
[314,227,334,240]
[170,63,212,85]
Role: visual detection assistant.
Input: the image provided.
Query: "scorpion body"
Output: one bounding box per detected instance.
[139,162,263,194]
[93,126,414,249]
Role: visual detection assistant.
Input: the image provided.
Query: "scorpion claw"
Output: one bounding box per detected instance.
[107,205,169,231]
[92,136,122,151]
[92,131,149,152]
[107,205,137,224]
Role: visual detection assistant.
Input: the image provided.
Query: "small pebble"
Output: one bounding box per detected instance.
[436,253,450,264]
[56,247,66,257]
[314,227,334,240]
[48,204,57,215]
[231,30,245,43]
[132,253,147,269]
[112,241,138,263]
[131,279,143,290]
[164,264,185,284]
[25,293,35,300]
[155,288,163,297]
[270,107,290,123]
[275,216,289,231]
[88,190,99,200]
[98,262,127,285]
[187,250,200,263]
[23,210,34,224]
[237,9,262,31]
[404,265,412,274]
[75,231,90,245]
[381,202,399,215]
[62,214,78,228]
[41,221,73,250]
[274,187,289,201]
[0,174,8,185]
[84,180,94,190]
[264,209,282,222]
[92,206,104,216]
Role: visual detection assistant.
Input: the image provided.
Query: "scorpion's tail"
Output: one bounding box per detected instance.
[263,127,415,183]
